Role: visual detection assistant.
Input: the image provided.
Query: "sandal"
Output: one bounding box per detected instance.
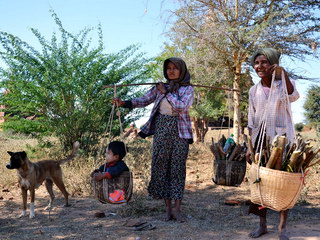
[134,223,156,231]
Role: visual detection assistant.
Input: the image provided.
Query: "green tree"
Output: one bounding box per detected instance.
[303,85,320,136]
[164,0,320,142]
[294,122,304,132]
[0,10,152,153]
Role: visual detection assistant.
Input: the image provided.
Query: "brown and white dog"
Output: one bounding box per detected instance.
[6,141,80,218]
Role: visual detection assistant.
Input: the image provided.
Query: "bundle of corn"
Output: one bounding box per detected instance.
[209,134,247,162]
[250,134,320,172]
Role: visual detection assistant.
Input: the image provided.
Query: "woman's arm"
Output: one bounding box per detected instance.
[272,65,294,94]
[131,86,158,108]
[282,69,294,94]
[112,86,158,109]
[166,86,194,112]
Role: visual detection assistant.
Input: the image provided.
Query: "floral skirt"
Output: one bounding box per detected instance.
[147,114,189,200]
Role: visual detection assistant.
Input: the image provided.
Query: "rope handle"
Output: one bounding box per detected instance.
[255,67,295,167]
[254,67,295,207]
[103,85,127,171]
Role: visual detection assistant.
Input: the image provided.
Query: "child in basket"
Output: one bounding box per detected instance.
[91,141,129,203]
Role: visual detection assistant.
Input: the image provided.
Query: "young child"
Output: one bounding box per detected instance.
[91,141,130,203]
[91,141,129,181]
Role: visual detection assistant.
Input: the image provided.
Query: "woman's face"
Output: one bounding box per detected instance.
[166,62,181,80]
[253,55,272,80]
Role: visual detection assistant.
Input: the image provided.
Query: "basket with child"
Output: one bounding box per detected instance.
[91,141,133,204]
[91,91,133,205]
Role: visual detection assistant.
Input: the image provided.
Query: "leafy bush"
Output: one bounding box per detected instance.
[3,117,49,136]
[295,122,304,132]
[0,10,153,153]
[304,85,320,137]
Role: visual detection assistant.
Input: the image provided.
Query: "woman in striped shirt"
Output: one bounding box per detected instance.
[113,57,194,222]
[246,48,299,240]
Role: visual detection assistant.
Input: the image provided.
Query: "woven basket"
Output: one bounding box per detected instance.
[212,159,246,186]
[91,171,133,204]
[249,163,304,211]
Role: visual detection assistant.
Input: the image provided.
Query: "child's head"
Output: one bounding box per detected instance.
[105,141,126,163]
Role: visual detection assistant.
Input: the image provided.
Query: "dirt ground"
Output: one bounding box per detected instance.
[1,132,320,240]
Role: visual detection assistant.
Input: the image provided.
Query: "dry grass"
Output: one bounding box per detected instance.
[1,128,319,197]
[1,128,319,199]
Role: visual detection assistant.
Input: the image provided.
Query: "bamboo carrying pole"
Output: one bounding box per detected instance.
[103,83,240,92]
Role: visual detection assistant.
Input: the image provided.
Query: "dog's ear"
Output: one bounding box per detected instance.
[7,151,14,156]
[21,151,27,158]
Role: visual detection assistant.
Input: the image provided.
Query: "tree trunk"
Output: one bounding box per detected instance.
[233,60,242,143]
[192,117,200,142]
[192,117,209,142]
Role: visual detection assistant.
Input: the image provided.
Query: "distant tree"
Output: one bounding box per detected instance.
[303,85,320,136]
[0,10,152,153]
[164,0,320,142]
[294,122,304,132]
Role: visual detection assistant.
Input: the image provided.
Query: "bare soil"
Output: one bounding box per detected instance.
[1,131,320,240]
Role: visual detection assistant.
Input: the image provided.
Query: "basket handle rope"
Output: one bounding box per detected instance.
[217,91,232,141]
[103,85,128,171]
[100,86,131,204]
[254,68,296,207]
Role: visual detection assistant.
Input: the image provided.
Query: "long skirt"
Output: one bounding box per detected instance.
[147,114,189,200]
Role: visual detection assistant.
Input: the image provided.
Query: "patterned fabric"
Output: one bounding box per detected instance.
[248,79,299,145]
[147,114,189,200]
[129,85,194,141]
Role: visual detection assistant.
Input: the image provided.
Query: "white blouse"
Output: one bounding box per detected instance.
[159,97,178,116]
[248,79,300,146]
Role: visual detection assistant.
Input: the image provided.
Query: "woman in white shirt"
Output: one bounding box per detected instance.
[246,48,299,240]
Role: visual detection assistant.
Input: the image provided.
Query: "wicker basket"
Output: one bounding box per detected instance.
[212,159,246,186]
[249,163,304,211]
[91,171,133,204]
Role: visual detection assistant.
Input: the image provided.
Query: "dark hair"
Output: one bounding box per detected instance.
[108,141,126,160]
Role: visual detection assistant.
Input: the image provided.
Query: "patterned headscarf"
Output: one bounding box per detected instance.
[251,48,281,67]
[163,57,191,92]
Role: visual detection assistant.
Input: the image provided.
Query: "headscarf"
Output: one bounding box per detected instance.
[163,57,191,92]
[251,48,281,67]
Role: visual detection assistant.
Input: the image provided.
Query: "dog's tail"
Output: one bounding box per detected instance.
[58,141,80,165]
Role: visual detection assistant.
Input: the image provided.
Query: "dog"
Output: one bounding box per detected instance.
[6,141,80,218]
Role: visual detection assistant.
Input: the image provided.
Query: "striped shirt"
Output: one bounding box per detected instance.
[126,85,194,141]
[248,79,299,145]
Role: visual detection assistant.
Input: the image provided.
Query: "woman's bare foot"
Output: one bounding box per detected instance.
[172,209,186,223]
[248,227,268,238]
[163,212,173,221]
[279,229,289,240]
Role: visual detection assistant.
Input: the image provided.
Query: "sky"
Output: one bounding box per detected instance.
[0,0,319,127]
